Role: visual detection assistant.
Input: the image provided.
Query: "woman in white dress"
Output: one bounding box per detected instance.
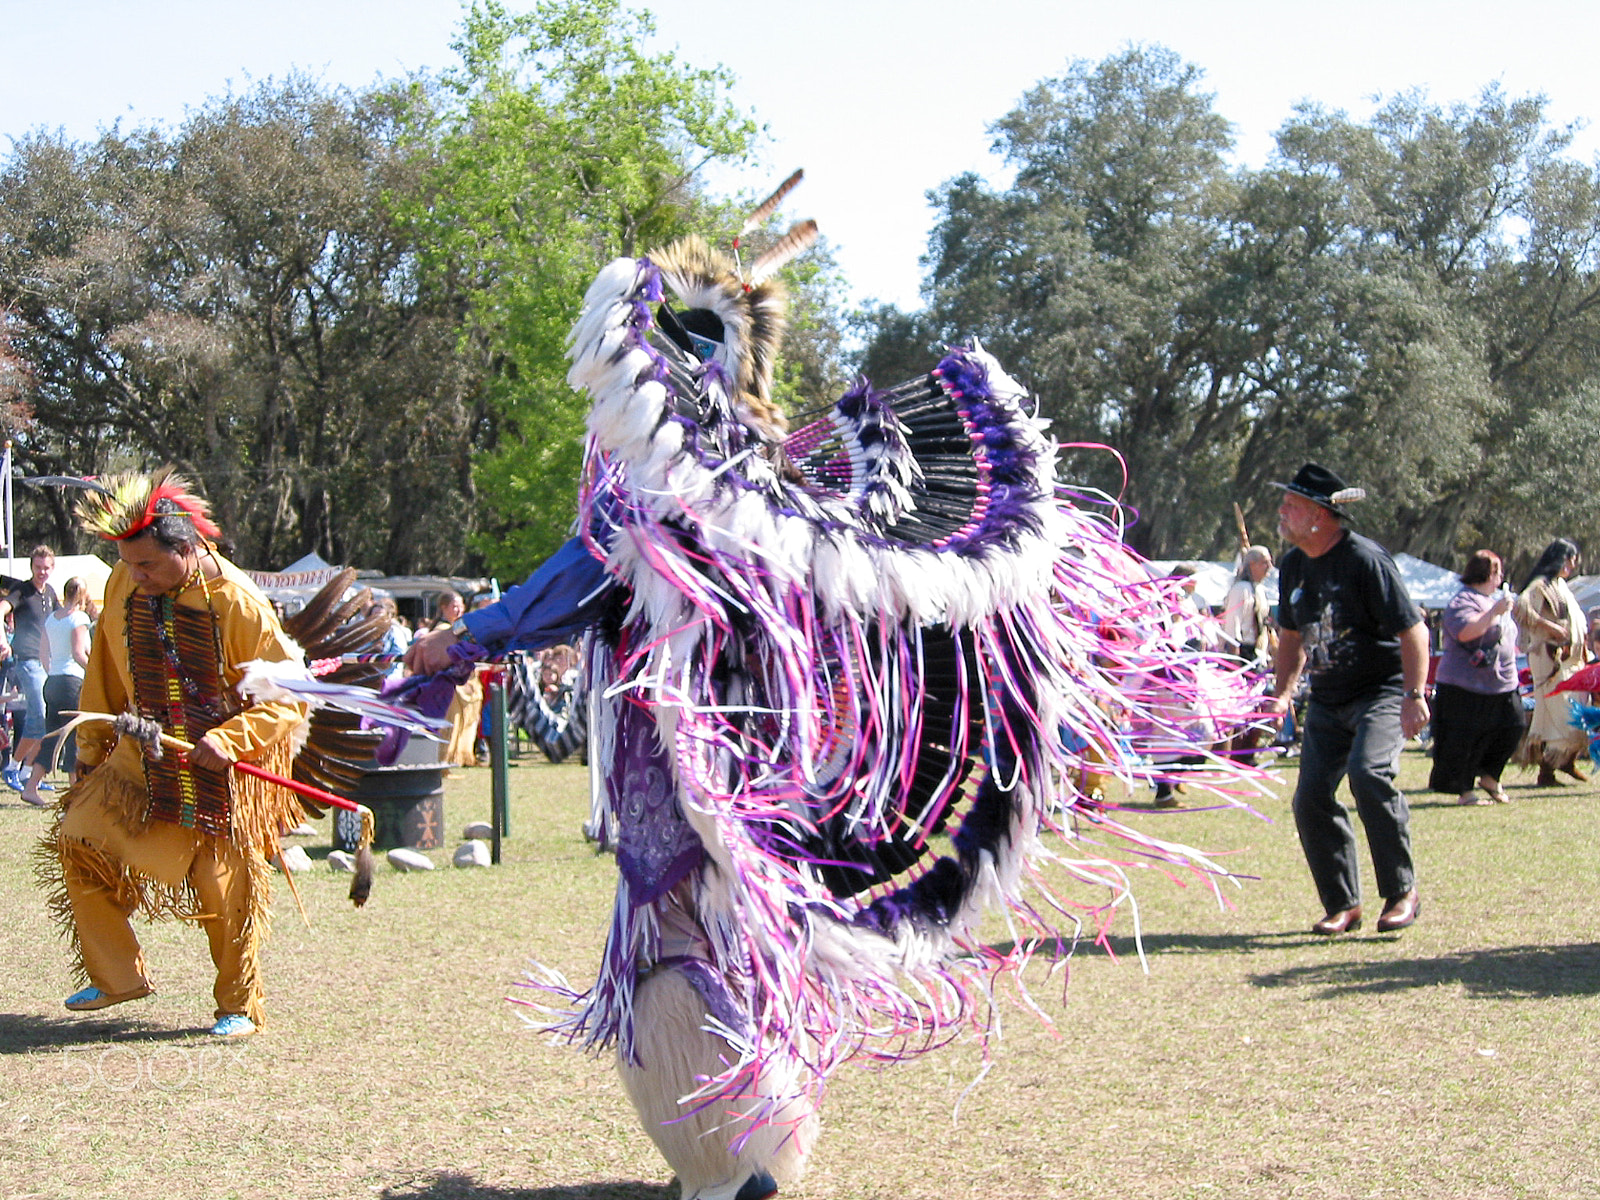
[1513,538,1587,786]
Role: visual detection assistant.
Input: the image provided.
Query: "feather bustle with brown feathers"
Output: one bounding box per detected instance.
[281,569,359,645]
[281,569,389,907]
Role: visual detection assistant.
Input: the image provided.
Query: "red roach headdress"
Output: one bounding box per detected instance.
[74,466,222,542]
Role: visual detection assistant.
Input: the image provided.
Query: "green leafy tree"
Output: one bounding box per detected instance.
[860,47,1600,565]
[1,5,845,576]
[0,79,488,569]
[411,0,759,579]
[1261,87,1600,568]
[901,47,1272,555]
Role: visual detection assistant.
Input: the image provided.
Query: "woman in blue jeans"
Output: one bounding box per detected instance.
[32,577,93,804]
[0,545,62,797]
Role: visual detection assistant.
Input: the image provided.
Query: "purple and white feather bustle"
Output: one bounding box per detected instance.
[520,252,1264,1143]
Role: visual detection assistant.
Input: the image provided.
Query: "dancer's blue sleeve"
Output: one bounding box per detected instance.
[457,537,612,653]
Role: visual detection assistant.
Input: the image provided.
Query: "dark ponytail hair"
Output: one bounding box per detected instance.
[1520,538,1579,592]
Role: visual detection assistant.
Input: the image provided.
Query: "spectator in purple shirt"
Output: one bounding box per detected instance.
[1429,549,1523,805]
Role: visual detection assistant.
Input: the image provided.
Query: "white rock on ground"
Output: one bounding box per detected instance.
[453,839,491,868]
[462,821,493,840]
[278,845,313,873]
[387,847,435,872]
[288,822,319,837]
[327,850,356,872]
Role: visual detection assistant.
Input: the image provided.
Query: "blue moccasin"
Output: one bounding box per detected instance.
[210,1014,256,1038]
[65,982,153,1011]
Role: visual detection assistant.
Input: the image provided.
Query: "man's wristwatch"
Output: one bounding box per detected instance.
[1403,688,1426,700]
[449,618,475,643]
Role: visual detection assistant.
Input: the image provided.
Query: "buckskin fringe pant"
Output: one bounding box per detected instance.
[50,767,270,1025]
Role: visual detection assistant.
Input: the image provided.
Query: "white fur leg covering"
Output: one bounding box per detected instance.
[619,967,818,1200]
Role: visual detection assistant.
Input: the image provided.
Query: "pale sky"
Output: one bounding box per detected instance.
[4,0,1598,311]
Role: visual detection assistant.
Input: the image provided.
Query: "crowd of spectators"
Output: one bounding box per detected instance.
[1177,529,1599,806]
[1161,463,1596,937]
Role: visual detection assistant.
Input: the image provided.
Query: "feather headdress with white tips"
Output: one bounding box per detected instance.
[74,466,221,542]
[627,170,819,446]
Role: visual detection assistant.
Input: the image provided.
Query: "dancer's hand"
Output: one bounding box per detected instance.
[406,629,459,675]
[187,732,235,773]
[1258,693,1291,718]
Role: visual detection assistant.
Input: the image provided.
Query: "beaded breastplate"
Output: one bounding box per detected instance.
[126,592,236,836]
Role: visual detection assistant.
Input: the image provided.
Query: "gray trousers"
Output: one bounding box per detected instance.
[1293,693,1416,914]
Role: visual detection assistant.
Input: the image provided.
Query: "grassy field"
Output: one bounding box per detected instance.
[1,742,1597,1200]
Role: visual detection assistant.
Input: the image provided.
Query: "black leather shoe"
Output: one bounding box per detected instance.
[1311,906,1363,935]
[1376,890,1420,932]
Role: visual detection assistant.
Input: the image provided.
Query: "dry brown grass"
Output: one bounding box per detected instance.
[2,744,1598,1200]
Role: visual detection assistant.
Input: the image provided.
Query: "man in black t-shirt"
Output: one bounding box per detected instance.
[1261,466,1428,936]
[0,545,61,800]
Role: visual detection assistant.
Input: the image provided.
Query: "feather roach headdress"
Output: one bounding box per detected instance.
[74,467,222,542]
[650,236,792,441]
[641,172,818,443]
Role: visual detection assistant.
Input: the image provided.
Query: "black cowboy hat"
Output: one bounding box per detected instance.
[1269,462,1367,514]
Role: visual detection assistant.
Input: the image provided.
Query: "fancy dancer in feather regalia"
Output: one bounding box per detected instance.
[407,180,1259,1200]
[37,470,383,1037]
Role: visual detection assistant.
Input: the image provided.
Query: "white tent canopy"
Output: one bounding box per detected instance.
[1392,553,1460,610]
[278,551,335,574]
[1150,551,1458,612]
